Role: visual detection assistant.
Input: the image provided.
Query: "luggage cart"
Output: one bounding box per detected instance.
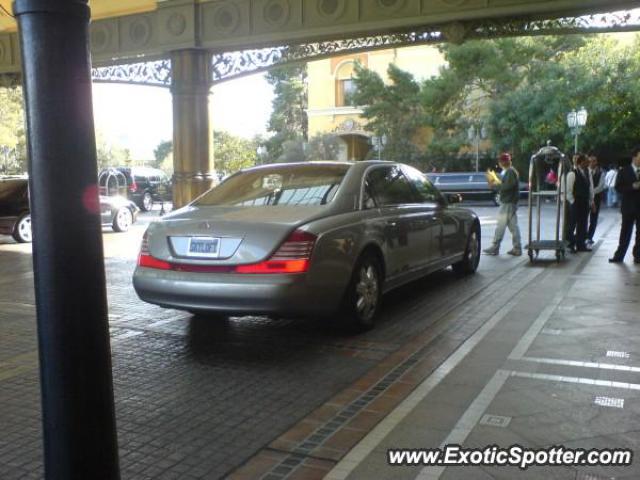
[526,142,571,262]
[98,168,128,198]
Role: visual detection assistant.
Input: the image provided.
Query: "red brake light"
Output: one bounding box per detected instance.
[235,229,316,274]
[137,229,317,274]
[129,182,138,193]
[138,253,171,270]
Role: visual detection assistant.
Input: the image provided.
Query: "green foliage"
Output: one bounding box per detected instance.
[0,87,27,174]
[351,63,423,164]
[305,133,342,161]
[354,34,639,173]
[153,140,173,169]
[265,64,308,162]
[213,130,257,176]
[95,132,131,169]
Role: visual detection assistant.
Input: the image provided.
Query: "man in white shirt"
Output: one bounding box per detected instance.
[587,153,605,245]
[605,166,618,207]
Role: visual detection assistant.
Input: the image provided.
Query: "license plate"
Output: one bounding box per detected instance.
[187,237,220,258]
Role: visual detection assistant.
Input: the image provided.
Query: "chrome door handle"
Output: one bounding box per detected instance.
[386,221,398,227]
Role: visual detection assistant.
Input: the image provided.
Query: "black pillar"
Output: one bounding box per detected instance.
[13,1,120,479]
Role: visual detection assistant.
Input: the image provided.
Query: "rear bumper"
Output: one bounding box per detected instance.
[133,267,344,316]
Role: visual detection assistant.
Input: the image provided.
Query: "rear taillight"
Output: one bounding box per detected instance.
[235,229,317,274]
[138,231,171,270]
[129,182,138,193]
[137,229,317,274]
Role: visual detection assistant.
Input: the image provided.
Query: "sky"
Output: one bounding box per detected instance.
[92,72,274,159]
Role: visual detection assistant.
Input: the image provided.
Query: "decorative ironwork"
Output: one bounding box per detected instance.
[211,10,640,84]
[91,59,172,87]
[211,29,444,84]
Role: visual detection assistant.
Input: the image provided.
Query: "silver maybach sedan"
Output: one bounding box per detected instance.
[133,161,481,330]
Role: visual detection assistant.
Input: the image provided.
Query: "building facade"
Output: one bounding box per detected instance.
[306,45,446,161]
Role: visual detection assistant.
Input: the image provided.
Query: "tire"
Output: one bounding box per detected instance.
[140,191,153,212]
[492,192,500,206]
[12,214,32,243]
[112,207,133,232]
[341,252,383,332]
[452,225,480,274]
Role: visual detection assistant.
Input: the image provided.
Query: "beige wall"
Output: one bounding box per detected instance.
[307,45,446,141]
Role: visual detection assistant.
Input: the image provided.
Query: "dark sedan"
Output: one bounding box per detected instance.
[427,172,528,205]
[133,161,481,330]
[0,177,139,243]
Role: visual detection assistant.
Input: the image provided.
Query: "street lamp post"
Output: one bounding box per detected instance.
[467,124,487,172]
[372,134,387,161]
[566,107,588,154]
[256,145,267,165]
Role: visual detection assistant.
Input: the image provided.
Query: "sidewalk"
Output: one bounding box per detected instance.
[327,216,640,480]
[229,210,640,480]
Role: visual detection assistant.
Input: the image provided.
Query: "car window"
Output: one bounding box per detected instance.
[134,175,145,183]
[366,165,418,207]
[194,164,349,207]
[402,166,443,204]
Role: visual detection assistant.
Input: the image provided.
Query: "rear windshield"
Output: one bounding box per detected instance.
[0,180,27,201]
[194,164,350,207]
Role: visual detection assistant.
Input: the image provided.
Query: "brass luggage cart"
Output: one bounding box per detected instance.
[98,168,128,197]
[526,143,571,262]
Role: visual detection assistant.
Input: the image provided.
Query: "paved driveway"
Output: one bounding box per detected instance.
[0,203,622,479]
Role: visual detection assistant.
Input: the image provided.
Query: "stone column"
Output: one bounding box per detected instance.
[170,49,214,208]
[13,0,120,478]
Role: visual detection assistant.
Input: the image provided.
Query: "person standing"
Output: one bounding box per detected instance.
[483,152,522,256]
[605,164,618,208]
[609,147,640,264]
[565,153,592,252]
[587,153,605,245]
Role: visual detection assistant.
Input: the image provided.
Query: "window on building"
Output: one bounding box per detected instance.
[335,62,358,107]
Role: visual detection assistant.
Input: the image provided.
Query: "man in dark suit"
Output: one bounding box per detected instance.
[609,146,640,263]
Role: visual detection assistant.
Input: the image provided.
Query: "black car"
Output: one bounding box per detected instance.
[426,172,528,205]
[0,177,139,243]
[100,166,172,212]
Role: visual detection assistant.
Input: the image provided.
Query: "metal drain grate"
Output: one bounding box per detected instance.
[594,396,624,409]
[606,351,630,359]
[479,414,512,428]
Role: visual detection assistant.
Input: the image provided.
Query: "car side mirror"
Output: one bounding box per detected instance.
[445,193,463,204]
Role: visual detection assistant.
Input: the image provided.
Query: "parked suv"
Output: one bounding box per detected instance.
[102,167,172,212]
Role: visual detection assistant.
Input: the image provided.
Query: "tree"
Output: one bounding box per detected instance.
[213,130,257,177]
[305,133,342,161]
[95,132,132,169]
[420,36,589,172]
[489,35,640,167]
[265,64,308,162]
[153,140,173,169]
[351,63,424,164]
[0,86,27,174]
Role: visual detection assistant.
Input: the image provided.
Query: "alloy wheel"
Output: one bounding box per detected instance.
[142,192,153,211]
[355,263,379,322]
[17,215,32,242]
[115,208,133,232]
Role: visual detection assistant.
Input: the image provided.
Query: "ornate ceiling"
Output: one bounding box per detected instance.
[0,0,157,32]
[0,0,638,82]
